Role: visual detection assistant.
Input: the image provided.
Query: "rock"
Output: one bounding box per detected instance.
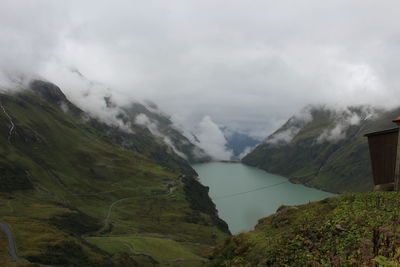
[29,80,83,115]
[272,219,289,227]
[275,205,298,216]
[30,80,68,105]
[271,205,298,228]
[163,180,177,186]
[151,189,168,195]
[335,223,347,231]
[374,183,394,191]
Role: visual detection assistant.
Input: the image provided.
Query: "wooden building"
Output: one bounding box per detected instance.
[365,126,400,191]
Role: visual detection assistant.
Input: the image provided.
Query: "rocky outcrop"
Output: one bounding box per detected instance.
[29,80,83,115]
[30,80,68,104]
[182,175,230,235]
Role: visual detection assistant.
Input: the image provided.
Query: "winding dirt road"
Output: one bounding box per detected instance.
[0,221,22,262]
[99,196,142,233]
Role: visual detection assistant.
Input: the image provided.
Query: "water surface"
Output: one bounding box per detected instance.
[192,162,336,234]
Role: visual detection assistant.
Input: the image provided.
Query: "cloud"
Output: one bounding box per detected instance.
[41,64,134,132]
[162,136,188,160]
[0,1,68,77]
[317,123,347,144]
[134,113,159,135]
[1,0,400,140]
[195,116,233,160]
[265,106,313,145]
[266,127,301,145]
[317,106,379,143]
[134,113,188,159]
[265,104,380,146]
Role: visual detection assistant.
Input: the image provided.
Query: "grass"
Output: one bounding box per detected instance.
[87,236,204,261]
[0,229,12,266]
[242,106,377,193]
[0,89,229,265]
[209,191,400,266]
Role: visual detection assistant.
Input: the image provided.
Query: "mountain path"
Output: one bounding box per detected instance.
[99,180,178,233]
[99,197,138,233]
[0,221,22,262]
[89,178,212,262]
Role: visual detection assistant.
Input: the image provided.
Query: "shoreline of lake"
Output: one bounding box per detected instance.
[193,162,336,234]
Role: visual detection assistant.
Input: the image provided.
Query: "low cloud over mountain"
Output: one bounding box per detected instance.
[1,0,400,139]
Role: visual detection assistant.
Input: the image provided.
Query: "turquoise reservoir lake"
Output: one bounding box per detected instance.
[192,162,336,234]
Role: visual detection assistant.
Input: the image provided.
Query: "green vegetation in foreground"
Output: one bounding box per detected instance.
[87,236,207,266]
[0,81,229,266]
[243,106,400,193]
[209,191,400,266]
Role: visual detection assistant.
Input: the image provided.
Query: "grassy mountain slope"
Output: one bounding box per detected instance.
[242,106,399,193]
[67,69,211,166]
[0,81,229,266]
[209,191,400,266]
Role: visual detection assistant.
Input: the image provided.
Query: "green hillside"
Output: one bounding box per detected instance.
[209,191,400,266]
[242,106,400,193]
[0,80,229,266]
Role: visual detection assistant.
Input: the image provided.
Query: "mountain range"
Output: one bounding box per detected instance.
[2,78,399,266]
[0,79,229,266]
[242,104,400,193]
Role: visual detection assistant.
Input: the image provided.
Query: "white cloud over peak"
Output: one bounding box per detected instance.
[195,116,233,160]
[1,0,400,139]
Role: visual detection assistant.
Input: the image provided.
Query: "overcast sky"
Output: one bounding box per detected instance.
[1,0,400,139]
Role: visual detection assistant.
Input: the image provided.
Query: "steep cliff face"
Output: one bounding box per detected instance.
[242,105,399,193]
[0,80,229,266]
[182,175,230,235]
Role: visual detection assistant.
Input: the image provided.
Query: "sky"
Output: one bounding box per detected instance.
[1,0,400,143]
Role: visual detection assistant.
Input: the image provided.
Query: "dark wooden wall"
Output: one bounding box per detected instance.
[365,128,398,185]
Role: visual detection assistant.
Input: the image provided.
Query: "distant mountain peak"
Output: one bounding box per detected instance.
[29,80,68,105]
[29,79,83,116]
